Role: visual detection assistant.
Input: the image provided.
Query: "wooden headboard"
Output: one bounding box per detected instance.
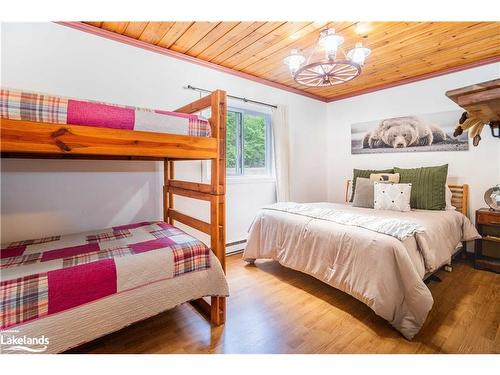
[345,180,469,217]
[448,184,469,217]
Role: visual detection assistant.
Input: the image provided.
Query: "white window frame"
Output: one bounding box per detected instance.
[226,106,273,179]
[202,106,275,183]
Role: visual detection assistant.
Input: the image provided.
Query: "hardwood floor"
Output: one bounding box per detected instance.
[71,254,499,354]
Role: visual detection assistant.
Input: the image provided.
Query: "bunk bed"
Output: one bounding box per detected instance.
[0,88,229,353]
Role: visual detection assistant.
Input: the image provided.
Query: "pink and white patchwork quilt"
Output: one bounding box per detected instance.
[0,222,214,330]
[0,88,211,137]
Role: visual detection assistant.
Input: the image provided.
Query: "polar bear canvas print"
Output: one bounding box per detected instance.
[351,110,467,154]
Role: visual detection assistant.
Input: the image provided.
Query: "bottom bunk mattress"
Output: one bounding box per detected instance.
[0,221,228,353]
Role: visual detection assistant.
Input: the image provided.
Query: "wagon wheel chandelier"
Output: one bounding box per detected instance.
[283,28,371,87]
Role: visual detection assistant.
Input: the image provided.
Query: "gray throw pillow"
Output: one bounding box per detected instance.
[352,177,374,208]
[351,168,394,202]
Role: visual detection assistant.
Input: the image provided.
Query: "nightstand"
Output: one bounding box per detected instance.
[475,208,500,273]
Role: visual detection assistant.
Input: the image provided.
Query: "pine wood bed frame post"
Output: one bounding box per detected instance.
[166,90,227,326]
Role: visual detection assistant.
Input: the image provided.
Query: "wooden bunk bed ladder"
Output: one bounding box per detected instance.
[168,90,227,325]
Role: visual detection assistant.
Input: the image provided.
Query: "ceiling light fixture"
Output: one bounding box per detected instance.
[355,22,372,35]
[283,27,371,87]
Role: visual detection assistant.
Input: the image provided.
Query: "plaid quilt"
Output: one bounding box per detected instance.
[1,88,211,137]
[0,222,211,329]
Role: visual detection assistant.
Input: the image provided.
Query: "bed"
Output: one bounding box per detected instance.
[0,88,228,353]
[243,183,480,339]
[0,221,228,353]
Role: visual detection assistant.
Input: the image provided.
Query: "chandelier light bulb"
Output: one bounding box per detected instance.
[319,28,344,60]
[347,42,371,66]
[283,49,305,75]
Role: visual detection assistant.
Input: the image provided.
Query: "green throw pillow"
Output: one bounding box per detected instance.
[351,168,394,202]
[394,164,448,210]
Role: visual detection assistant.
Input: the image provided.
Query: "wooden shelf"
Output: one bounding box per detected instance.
[446,79,500,123]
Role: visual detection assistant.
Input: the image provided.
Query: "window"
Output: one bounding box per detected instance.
[226,107,272,177]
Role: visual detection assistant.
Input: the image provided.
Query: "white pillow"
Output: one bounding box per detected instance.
[445,185,456,210]
[374,182,412,212]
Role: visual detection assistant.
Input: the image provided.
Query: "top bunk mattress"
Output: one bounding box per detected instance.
[0,88,211,137]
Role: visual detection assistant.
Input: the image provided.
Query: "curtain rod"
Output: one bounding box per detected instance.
[184,85,277,109]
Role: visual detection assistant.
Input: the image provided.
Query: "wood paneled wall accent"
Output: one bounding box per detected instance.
[80,21,500,100]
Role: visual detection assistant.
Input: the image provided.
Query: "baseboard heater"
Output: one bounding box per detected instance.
[226,239,247,255]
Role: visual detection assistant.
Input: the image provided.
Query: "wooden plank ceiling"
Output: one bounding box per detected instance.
[84,21,500,101]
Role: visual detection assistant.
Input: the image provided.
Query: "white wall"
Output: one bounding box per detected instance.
[326,63,500,220]
[0,22,327,244]
[1,22,497,246]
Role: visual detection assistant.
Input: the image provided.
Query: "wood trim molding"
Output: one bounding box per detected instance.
[54,21,327,103]
[327,56,500,103]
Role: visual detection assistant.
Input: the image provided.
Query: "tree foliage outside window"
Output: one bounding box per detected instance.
[226,111,237,170]
[244,114,266,169]
[226,108,271,176]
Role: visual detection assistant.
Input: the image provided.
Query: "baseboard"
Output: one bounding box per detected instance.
[226,239,246,255]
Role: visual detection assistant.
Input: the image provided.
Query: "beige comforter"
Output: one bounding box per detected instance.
[243,203,479,339]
